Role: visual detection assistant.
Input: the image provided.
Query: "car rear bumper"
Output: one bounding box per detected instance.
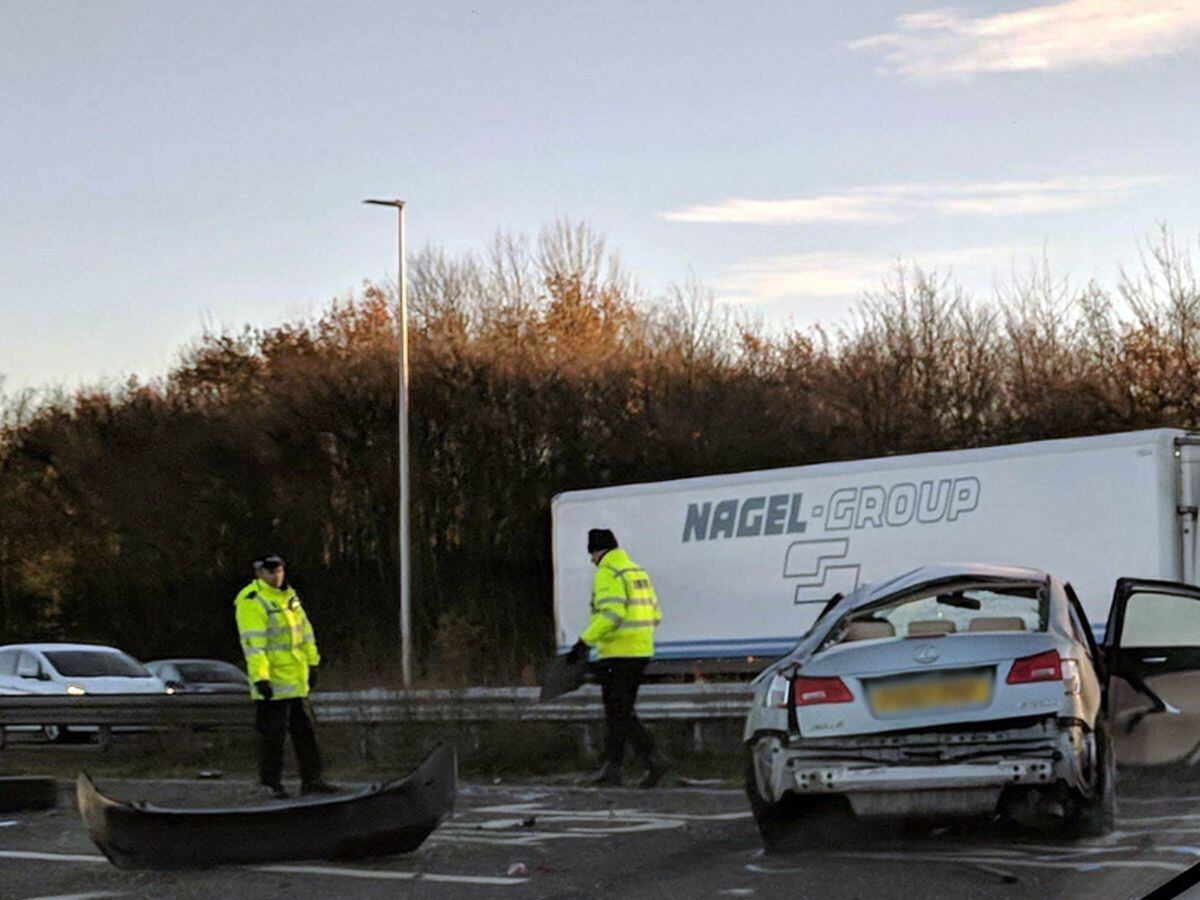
[790,758,1055,793]
[751,717,1093,813]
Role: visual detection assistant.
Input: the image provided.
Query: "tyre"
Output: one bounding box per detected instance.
[1067,723,1116,838]
[744,753,851,853]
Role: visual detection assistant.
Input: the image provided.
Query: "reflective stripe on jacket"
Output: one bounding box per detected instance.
[580,548,661,659]
[234,578,320,700]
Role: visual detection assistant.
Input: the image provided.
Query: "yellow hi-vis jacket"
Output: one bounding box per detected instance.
[235,579,320,700]
[580,548,661,659]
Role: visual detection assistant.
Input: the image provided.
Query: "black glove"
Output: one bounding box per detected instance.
[566,639,588,662]
[255,680,273,701]
[308,668,318,691]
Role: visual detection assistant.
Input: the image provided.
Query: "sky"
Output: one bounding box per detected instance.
[2,0,1199,391]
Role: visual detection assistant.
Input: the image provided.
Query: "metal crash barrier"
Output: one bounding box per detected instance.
[0,683,754,747]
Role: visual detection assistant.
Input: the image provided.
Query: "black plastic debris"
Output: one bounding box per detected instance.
[77,744,457,869]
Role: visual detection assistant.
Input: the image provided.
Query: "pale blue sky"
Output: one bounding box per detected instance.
[3,0,1199,390]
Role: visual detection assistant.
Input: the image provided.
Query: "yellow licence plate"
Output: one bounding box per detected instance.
[869,675,991,715]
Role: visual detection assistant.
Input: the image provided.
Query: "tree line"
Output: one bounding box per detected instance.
[3,222,1200,684]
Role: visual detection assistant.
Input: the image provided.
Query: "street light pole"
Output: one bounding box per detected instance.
[364,198,412,689]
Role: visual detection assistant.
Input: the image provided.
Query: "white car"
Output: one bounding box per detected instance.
[146,658,247,694]
[743,563,1200,848]
[0,642,168,741]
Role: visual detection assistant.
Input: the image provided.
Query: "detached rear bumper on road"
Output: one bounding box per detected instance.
[77,744,457,869]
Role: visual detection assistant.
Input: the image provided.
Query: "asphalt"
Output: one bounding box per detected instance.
[0,773,1196,899]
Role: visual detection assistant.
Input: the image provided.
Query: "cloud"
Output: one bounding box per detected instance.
[849,0,1200,81]
[660,175,1161,225]
[718,246,1031,304]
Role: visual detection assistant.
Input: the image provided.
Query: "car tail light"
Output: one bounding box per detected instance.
[1006,650,1062,685]
[792,676,853,706]
[764,673,790,708]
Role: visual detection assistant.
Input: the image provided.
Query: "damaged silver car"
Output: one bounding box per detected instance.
[744,563,1200,849]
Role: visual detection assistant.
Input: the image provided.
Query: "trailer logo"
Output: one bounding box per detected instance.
[681,477,981,542]
[681,476,983,607]
[783,538,860,605]
[681,493,806,542]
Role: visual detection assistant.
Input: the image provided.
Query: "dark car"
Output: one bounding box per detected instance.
[146,659,247,694]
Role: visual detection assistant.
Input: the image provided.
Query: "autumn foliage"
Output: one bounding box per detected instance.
[3,223,1200,684]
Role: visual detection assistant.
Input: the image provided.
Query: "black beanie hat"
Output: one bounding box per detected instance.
[587,528,618,554]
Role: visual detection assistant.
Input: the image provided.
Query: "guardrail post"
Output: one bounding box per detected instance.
[576,724,594,761]
[691,721,705,754]
[0,725,6,750]
[358,722,379,763]
[98,725,112,751]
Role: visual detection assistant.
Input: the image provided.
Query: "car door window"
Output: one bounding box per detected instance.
[1120,590,1200,647]
[1107,578,1200,767]
[16,652,41,678]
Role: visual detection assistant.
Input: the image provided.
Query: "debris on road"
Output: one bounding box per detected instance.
[77,744,458,869]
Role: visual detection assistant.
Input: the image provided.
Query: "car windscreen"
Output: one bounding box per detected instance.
[43,650,150,678]
[176,661,245,683]
[829,581,1048,643]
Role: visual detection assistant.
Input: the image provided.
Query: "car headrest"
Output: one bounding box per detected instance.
[907,620,957,636]
[842,621,896,642]
[967,616,1026,632]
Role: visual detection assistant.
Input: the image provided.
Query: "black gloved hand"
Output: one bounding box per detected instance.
[308,668,318,691]
[255,680,273,701]
[567,639,588,662]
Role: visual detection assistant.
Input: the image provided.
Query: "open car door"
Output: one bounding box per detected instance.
[1106,577,1200,766]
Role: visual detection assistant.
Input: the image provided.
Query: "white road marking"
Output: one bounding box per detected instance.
[20,893,124,900]
[0,850,106,864]
[1120,814,1200,825]
[253,864,527,886]
[0,849,524,887]
[748,853,1188,874]
[431,802,752,849]
[470,802,750,821]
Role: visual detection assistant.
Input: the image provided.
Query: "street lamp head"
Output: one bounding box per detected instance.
[364,198,405,209]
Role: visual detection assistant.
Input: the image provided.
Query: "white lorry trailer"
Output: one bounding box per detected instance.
[552,429,1200,662]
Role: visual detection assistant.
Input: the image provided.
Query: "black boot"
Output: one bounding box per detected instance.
[586,761,624,787]
[638,755,668,789]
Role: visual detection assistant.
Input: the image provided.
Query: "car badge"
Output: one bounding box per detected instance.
[913,644,940,664]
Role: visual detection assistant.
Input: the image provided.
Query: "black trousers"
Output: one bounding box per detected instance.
[255,698,323,787]
[597,658,655,767]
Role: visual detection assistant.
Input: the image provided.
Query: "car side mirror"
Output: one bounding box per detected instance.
[38,671,52,681]
[165,680,184,691]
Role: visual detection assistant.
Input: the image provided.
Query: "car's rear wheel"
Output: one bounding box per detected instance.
[744,753,852,852]
[1066,723,1116,837]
